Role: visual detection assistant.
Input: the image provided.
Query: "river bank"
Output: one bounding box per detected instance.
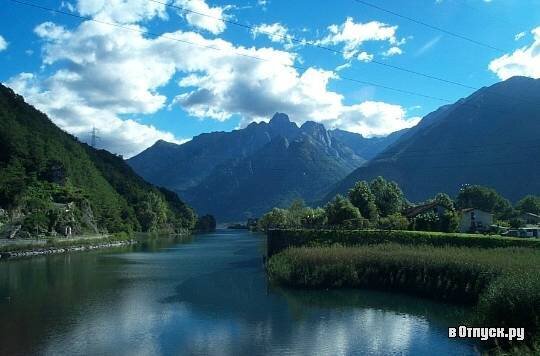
[0,234,138,260]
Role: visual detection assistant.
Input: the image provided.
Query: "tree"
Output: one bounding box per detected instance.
[300,207,327,229]
[324,195,361,226]
[258,208,289,231]
[195,214,216,232]
[287,199,307,227]
[348,181,378,220]
[434,192,455,211]
[456,185,512,218]
[369,176,406,217]
[516,195,540,215]
[378,213,408,230]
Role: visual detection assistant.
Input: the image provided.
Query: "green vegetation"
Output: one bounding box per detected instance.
[266,229,540,256]
[456,185,513,220]
[267,244,540,351]
[195,214,217,232]
[0,84,196,239]
[259,175,540,235]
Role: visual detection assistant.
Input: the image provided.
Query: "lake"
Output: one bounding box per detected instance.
[0,230,479,355]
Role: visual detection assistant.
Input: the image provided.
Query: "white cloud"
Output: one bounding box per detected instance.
[514,31,526,41]
[489,27,540,80]
[10,1,418,157]
[383,46,402,57]
[0,35,8,52]
[165,33,418,136]
[328,101,421,137]
[318,17,403,60]
[357,51,374,62]
[76,0,168,24]
[173,0,229,34]
[251,23,294,48]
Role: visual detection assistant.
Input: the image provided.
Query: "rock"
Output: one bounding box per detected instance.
[8,225,21,239]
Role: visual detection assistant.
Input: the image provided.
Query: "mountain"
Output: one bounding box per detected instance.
[328,128,408,161]
[129,113,403,221]
[327,76,540,203]
[0,84,196,236]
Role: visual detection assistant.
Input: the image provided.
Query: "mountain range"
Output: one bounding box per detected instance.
[128,113,403,221]
[327,76,540,203]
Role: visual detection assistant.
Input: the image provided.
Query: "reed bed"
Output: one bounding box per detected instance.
[267,244,540,351]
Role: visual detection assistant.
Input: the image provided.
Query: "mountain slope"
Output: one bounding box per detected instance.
[129,113,404,221]
[128,113,299,192]
[183,121,365,220]
[327,76,540,203]
[0,84,196,235]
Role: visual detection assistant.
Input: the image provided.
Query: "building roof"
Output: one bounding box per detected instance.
[404,202,446,218]
[460,208,491,214]
[522,212,540,219]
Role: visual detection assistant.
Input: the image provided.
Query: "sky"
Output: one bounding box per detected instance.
[0,0,539,157]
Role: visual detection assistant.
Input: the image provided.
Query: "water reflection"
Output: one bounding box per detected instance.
[0,230,479,355]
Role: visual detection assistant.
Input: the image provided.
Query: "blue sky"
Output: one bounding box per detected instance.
[0,0,539,157]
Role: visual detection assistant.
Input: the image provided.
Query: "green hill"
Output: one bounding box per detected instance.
[0,84,196,237]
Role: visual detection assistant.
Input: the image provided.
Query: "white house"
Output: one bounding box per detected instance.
[459,208,493,233]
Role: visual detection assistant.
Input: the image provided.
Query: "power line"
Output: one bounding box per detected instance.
[6,0,454,103]
[147,0,540,110]
[147,0,477,91]
[350,0,507,53]
[8,0,539,119]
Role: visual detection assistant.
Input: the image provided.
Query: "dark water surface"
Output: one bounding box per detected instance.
[0,230,479,355]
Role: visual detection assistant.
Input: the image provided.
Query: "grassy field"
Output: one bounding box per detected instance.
[267,243,540,352]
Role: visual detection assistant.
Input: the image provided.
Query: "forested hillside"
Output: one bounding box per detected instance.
[0,84,196,237]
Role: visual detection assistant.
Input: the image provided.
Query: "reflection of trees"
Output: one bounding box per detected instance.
[0,251,131,355]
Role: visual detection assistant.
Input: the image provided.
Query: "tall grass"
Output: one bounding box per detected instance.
[267,229,540,256]
[267,244,540,350]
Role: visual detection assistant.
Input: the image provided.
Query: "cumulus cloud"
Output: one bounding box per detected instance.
[174,0,229,34]
[10,1,418,157]
[318,17,404,60]
[0,35,8,52]
[489,27,540,80]
[76,0,168,24]
[357,51,374,62]
[165,33,419,136]
[383,46,403,57]
[251,23,294,49]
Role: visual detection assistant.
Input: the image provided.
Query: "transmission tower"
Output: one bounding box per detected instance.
[90,127,100,148]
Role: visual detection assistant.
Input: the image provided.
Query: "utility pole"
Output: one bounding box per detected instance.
[90,126,100,148]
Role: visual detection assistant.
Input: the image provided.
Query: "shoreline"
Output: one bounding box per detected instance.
[0,239,138,260]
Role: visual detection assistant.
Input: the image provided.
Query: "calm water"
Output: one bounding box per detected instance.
[0,230,479,355]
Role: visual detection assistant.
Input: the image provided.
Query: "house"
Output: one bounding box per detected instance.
[404,202,449,219]
[459,208,493,233]
[520,212,540,225]
[504,227,540,238]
